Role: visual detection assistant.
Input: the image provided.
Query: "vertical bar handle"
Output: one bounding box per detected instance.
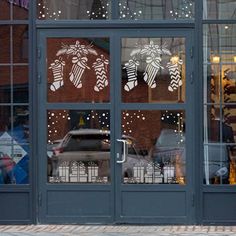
[116,139,127,163]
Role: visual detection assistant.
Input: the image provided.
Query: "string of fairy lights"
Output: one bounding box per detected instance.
[48,110,184,143]
[37,0,194,20]
[170,0,194,19]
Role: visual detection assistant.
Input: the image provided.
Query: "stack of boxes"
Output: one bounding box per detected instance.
[70,161,88,183]
[153,164,163,183]
[133,165,145,183]
[88,163,99,182]
[163,165,175,183]
[58,161,70,182]
[144,163,154,183]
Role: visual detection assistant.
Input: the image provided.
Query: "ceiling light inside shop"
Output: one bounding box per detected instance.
[170,56,179,64]
[212,56,220,63]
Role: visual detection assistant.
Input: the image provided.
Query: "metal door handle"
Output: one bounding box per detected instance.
[116,139,127,163]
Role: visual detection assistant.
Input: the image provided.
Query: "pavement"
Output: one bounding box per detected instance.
[1,225,236,236]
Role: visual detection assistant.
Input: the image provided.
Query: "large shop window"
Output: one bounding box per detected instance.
[37,0,195,20]
[0,2,29,184]
[203,24,236,185]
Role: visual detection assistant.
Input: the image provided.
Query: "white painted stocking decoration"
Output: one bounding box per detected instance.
[69,56,90,88]
[92,55,109,92]
[143,56,163,88]
[166,59,183,92]
[123,59,140,92]
[49,59,65,92]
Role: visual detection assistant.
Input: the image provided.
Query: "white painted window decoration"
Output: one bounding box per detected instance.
[49,40,109,92]
[124,41,183,92]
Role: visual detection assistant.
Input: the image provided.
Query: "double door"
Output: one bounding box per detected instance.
[37,28,195,224]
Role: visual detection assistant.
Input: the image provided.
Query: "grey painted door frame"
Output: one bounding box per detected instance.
[37,28,195,224]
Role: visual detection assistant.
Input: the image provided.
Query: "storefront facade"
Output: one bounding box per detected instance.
[0,0,236,225]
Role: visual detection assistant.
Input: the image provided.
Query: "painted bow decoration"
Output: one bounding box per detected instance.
[124,41,183,92]
[49,40,109,92]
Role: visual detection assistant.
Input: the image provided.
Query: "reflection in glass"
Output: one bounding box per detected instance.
[205,64,236,104]
[37,0,111,20]
[204,144,233,185]
[0,67,11,103]
[203,25,236,64]
[203,0,236,19]
[205,105,235,143]
[47,110,110,184]
[0,0,10,20]
[0,106,29,184]
[119,0,194,20]
[47,38,110,103]
[13,1,29,20]
[0,144,29,184]
[13,25,28,63]
[0,26,10,63]
[203,24,236,185]
[122,38,185,103]
[11,106,29,144]
[121,110,185,184]
[13,66,29,103]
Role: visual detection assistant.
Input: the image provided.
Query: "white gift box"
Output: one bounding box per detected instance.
[60,176,66,182]
[144,175,153,183]
[103,177,108,183]
[91,176,97,182]
[154,176,163,183]
[123,177,129,183]
[70,176,78,182]
[49,177,54,183]
[135,177,140,183]
[78,174,88,183]
[88,167,99,182]
[133,167,144,183]
[58,166,70,182]
[163,166,175,183]
[146,171,153,176]
[154,170,161,176]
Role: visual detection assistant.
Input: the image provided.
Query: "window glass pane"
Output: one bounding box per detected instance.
[203,0,236,20]
[11,106,29,144]
[119,0,194,20]
[0,1,10,20]
[0,66,11,103]
[0,26,10,64]
[122,37,186,103]
[37,0,111,20]
[204,105,235,143]
[47,38,110,103]
[204,144,230,185]
[13,1,29,20]
[13,25,28,63]
[229,145,236,184]
[0,105,29,185]
[13,66,28,103]
[47,110,110,184]
[0,144,29,184]
[122,110,186,185]
[0,106,11,139]
[203,24,236,64]
[203,24,236,104]
[225,105,236,137]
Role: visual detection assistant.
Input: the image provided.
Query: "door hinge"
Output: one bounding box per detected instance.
[37,48,41,59]
[191,193,195,207]
[190,71,194,84]
[37,74,42,84]
[38,192,42,207]
[190,46,194,58]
